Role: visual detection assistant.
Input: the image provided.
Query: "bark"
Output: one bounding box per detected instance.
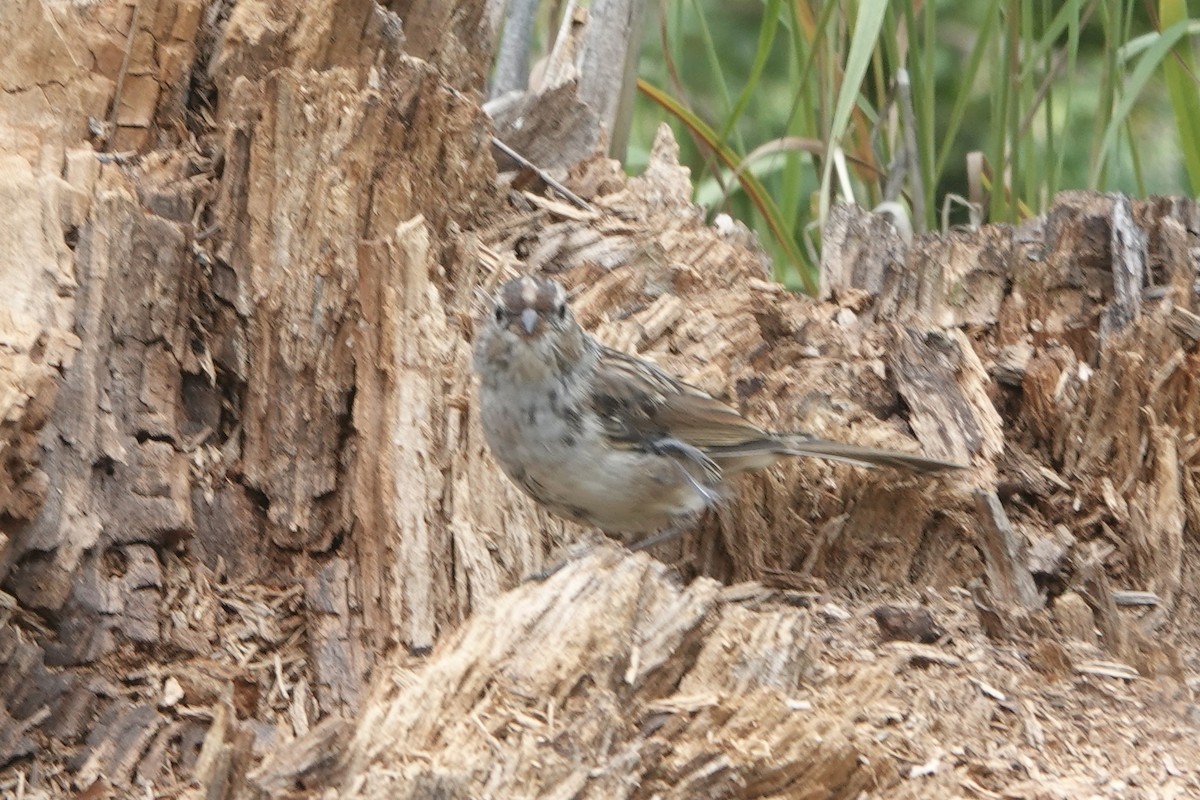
[1,1,1198,798]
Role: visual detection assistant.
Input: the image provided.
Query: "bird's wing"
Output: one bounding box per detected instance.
[591,347,966,473]
[591,346,777,451]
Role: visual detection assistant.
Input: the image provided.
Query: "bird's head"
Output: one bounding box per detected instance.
[474,275,592,383]
[490,275,573,339]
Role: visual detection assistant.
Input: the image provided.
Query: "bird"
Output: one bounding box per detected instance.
[472,275,963,552]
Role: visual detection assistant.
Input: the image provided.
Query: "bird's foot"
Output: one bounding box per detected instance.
[524,538,601,582]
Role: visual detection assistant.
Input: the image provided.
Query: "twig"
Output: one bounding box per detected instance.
[106,0,144,149]
[491,136,595,212]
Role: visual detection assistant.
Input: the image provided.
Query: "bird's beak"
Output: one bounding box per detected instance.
[520,308,539,335]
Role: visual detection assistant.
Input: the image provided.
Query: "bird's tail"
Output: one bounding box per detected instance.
[779,435,965,474]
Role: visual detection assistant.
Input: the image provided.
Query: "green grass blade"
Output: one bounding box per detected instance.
[1091,19,1192,186]
[1160,0,1200,195]
[687,0,744,177]
[818,0,889,224]
[639,78,818,293]
[1051,5,1082,194]
[1017,0,1088,83]
[778,0,840,226]
[1018,0,1035,211]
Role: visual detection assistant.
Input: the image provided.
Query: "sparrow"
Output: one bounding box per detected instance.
[472,275,963,551]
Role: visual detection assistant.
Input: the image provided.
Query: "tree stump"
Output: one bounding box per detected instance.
[1,1,1198,797]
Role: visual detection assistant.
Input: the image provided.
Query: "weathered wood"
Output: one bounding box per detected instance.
[0,0,502,793]
[1098,194,1147,337]
[973,490,1042,610]
[249,715,350,795]
[3,0,1200,796]
[1126,423,1185,631]
[488,0,539,97]
[339,549,893,799]
[888,326,1003,468]
[486,0,648,168]
[820,201,908,304]
[487,82,600,173]
[1168,305,1200,342]
[969,580,1010,641]
[576,0,650,158]
[1052,591,1097,646]
[341,547,1200,798]
[821,202,1012,326]
[1077,553,1129,659]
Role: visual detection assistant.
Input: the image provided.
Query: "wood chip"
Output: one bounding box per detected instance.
[821,602,852,622]
[960,777,1004,798]
[908,754,941,778]
[1111,590,1160,607]
[993,342,1034,386]
[159,677,184,709]
[521,190,600,221]
[1167,305,1200,343]
[1075,660,1140,680]
[645,694,720,714]
[635,293,685,345]
[888,642,963,669]
[970,678,1008,703]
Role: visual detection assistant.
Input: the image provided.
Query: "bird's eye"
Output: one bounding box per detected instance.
[493,306,505,324]
[555,303,566,320]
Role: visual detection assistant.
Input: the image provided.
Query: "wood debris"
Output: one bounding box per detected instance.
[0,1,1198,797]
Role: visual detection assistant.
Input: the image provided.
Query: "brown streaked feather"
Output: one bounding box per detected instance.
[591,346,778,449]
[779,435,964,473]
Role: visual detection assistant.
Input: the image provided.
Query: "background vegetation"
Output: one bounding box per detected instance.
[626,0,1200,291]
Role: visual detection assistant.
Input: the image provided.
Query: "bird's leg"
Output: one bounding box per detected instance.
[527,438,719,580]
[524,533,605,582]
[528,516,698,581]
[627,521,691,553]
[621,437,719,553]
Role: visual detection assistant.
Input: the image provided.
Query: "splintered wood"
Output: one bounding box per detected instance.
[340,549,888,799]
[1,0,502,794]
[337,547,1199,799]
[2,0,1200,797]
